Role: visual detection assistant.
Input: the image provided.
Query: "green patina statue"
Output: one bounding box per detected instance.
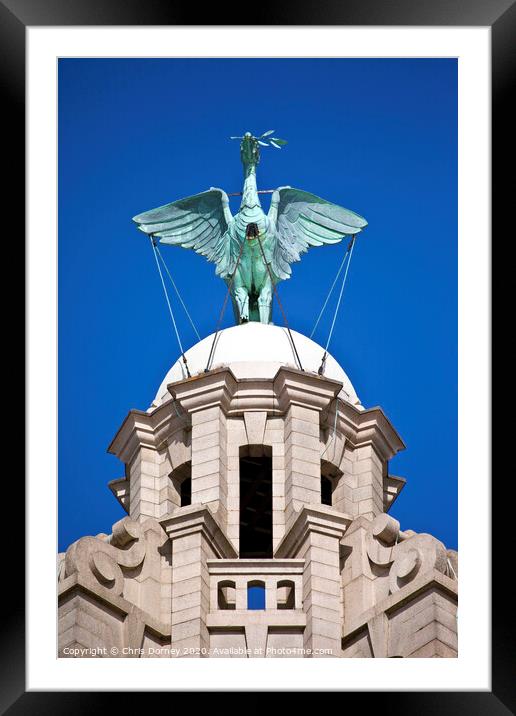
[133,131,367,325]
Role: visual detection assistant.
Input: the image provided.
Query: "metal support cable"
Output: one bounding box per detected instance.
[318,236,356,375]
[310,244,352,339]
[154,243,201,342]
[149,236,191,378]
[256,235,304,372]
[325,236,356,353]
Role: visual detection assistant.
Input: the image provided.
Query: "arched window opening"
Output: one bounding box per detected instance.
[169,461,192,508]
[239,446,272,558]
[217,580,236,610]
[320,460,343,508]
[277,580,296,610]
[247,580,266,610]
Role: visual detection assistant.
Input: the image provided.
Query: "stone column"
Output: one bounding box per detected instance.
[351,444,384,520]
[226,417,247,554]
[170,369,237,530]
[330,402,406,521]
[274,368,341,533]
[161,506,237,657]
[264,417,287,551]
[235,576,248,610]
[190,407,228,523]
[265,577,277,610]
[284,404,321,527]
[276,506,352,657]
[127,446,160,521]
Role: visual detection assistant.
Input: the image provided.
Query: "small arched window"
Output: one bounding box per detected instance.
[239,447,273,558]
[247,580,266,610]
[169,461,192,507]
[320,460,343,508]
[277,580,296,610]
[217,580,236,610]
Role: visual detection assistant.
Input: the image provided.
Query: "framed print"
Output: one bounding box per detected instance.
[5,0,509,709]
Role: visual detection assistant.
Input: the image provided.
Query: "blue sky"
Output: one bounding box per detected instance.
[58,58,457,552]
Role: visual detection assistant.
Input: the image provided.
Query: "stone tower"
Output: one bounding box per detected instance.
[58,322,458,658]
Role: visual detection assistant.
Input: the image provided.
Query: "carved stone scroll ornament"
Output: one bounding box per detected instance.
[60,517,149,596]
[366,514,451,594]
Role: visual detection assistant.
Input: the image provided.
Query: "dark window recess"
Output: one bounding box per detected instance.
[170,461,192,508]
[321,474,333,506]
[217,581,236,610]
[277,580,296,610]
[180,476,191,507]
[239,455,273,558]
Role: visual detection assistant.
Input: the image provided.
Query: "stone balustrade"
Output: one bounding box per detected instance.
[207,559,304,612]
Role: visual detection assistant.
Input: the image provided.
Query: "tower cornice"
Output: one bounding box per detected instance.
[274,505,353,559]
[160,504,238,559]
[168,366,238,414]
[273,366,342,412]
[108,365,405,467]
[107,401,187,464]
[336,401,406,461]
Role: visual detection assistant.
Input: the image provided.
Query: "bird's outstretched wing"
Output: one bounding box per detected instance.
[268,187,367,281]
[132,188,236,278]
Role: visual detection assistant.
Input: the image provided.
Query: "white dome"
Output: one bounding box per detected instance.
[150,323,361,410]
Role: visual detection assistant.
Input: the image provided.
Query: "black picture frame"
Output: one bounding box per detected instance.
[6,0,508,711]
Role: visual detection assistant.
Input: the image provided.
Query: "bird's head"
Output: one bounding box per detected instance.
[230,131,287,167]
[240,132,260,166]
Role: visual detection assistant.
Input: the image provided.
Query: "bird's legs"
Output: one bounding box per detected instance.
[233,286,250,323]
[257,277,273,325]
